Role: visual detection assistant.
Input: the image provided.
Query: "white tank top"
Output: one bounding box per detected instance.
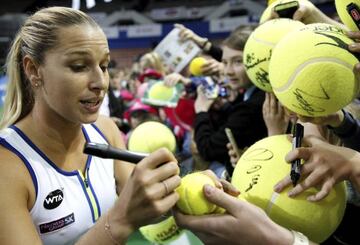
[0,124,117,245]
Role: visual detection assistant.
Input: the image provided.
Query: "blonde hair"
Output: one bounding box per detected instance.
[0,7,100,129]
[140,51,166,75]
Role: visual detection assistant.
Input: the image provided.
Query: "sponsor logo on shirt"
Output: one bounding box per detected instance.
[39,213,75,234]
[43,189,63,209]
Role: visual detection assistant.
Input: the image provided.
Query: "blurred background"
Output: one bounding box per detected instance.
[0,0,338,70]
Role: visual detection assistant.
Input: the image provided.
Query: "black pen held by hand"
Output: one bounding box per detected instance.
[83,142,148,163]
[290,123,304,186]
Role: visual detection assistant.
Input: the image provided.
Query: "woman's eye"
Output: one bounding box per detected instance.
[234,59,242,65]
[100,65,108,72]
[70,65,86,72]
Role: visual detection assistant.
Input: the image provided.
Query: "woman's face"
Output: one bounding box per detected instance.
[36,24,110,125]
[222,46,251,91]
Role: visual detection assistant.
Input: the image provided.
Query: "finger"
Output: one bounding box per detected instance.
[201,170,222,189]
[138,148,177,169]
[293,6,306,21]
[354,63,360,84]
[285,147,311,163]
[347,31,360,40]
[348,42,360,53]
[229,149,237,158]
[269,92,277,114]
[307,179,334,202]
[152,191,180,216]
[301,135,324,147]
[174,207,232,232]
[226,142,233,150]
[287,167,324,197]
[219,179,240,197]
[202,185,240,215]
[273,175,292,193]
[269,8,279,20]
[157,175,181,199]
[150,162,180,184]
[264,92,270,108]
[277,99,284,115]
[148,175,181,199]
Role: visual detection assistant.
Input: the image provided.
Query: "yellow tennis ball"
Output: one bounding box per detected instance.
[268,0,277,5]
[260,0,313,24]
[128,121,176,153]
[148,81,175,101]
[243,18,305,92]
[176,172,217,215]
[269,23,359,117]
[189,57,207,76]
[231,135,347,243]
[139,216,184,244]
[335,0,360,31]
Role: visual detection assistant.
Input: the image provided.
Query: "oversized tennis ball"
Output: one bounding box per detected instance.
[260,0,313,24]
[139,216,184,244]
[176,172,217,215]
[268,0,277,5]
[269,23,359,117]
[128,121,176,153]
[243,18,304,92]
[189,57,207,76]
[231,135,347,243]
[335,0,360,31]
[148,81,175,101]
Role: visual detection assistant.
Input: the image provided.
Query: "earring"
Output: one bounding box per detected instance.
[34,80,42,87]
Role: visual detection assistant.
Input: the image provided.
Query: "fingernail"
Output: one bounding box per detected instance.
[204,184,215,195]
[349,43,357,50]
[288,190,295,197]
[273,184,280,193]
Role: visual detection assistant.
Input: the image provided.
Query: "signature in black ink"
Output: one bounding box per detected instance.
[245,174,260,192]
[243,148,274,161]
[246,164,262,174]
[292,84,329,116]
[314,31,360,59]
[255,67,269,87]
[245,50,272,70]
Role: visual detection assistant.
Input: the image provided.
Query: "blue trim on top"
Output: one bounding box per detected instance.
[90,124,109,143]
[10,125,79,176]
[76,174,96,223]
[82,126,90,142]
[0,137,39,198]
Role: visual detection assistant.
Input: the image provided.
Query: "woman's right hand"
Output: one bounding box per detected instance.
[111,148,181,234]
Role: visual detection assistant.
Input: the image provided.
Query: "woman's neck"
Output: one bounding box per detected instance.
[18,108,84,155]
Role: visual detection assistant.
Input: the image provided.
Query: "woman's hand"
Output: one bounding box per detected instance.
[111,148,181,233]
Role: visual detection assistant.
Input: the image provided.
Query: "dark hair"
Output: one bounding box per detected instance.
[222,25,256,51]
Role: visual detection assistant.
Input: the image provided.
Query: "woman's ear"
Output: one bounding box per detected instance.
[23,55,42,87]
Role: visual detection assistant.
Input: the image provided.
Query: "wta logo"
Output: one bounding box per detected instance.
[43,189,64,209]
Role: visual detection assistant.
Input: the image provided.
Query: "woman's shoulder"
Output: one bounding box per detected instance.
[0,144,34,196]
[93,115,124,146]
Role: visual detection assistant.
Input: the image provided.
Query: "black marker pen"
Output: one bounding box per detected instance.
[290,123,304,186]
[83,142,148,163]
